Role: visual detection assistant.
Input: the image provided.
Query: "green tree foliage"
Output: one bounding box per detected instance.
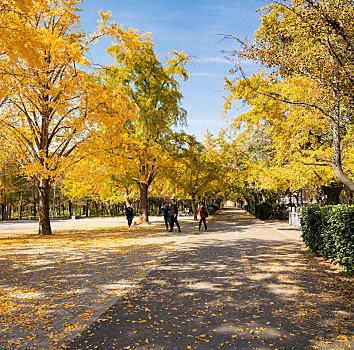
[99,39,192,221]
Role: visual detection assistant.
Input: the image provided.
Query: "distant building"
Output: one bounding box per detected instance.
[224,200,235,207]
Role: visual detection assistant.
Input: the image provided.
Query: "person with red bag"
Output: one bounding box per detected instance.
[198,202,208,231]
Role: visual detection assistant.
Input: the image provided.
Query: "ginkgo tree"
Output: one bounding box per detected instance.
[62,142,140,212]
[0,0,148,234]
[222,73,348,204]
[164,132,225,220]
[224,0,354,192]
[99,39,192,222]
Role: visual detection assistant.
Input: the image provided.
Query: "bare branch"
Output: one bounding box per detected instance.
[237,65,331,118]
[302,162,331,167]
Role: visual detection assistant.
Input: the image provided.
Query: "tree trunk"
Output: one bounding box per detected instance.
[124,186,131,207]
[157,201,161,216]
[2,168,7,220]
[321,184,343,205]
[38,178,52,235]
[69,200,72,218]
[18,192,23,219]
[86,200,89,217]
[139,182,149,222]
[107,202,112,216]
[33,185,37,217]
[1,204,5,220]
[191,197,197,221]
[331,102,354,192]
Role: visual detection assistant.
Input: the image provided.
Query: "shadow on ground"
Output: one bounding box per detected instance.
[66,217,354,350]
[0,223,192,350]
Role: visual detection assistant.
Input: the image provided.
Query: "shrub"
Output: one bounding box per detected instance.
[244,202,288,220]
[207,204,220,215]
[301,204,354,274]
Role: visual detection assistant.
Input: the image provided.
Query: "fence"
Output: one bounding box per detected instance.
[289,206,302,228]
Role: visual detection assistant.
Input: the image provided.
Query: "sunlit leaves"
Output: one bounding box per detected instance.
[95,38,192,219]
[223,0,354,192]
[223,69,351,193]
[0,0,148,233]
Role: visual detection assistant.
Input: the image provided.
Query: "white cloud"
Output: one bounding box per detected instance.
[199,56,229,64]
[190,72,223,78]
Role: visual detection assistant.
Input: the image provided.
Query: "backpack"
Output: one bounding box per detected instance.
[205,210,209,218]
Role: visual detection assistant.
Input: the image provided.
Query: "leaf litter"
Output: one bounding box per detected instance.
[0,223,179,349]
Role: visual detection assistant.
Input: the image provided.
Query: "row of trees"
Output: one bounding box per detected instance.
[0,0,225,234]
[220,0,354,206]
[3,0,352,233]
[1,132,225,221]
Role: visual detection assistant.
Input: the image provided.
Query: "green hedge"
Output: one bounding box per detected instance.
[244,202,288,220]
[301,204,354,274]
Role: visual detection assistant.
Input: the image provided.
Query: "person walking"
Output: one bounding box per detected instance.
[198,202,207,231]
[169,199,181,232]
[126,205,134,229]
[162,202,171,232]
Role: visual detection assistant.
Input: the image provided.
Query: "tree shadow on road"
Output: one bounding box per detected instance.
[67,229,354,350]
[0,223,186,349]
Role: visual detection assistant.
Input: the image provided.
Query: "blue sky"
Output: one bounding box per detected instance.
[80,0,263,142]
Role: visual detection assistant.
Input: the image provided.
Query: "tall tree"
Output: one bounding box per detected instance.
[0,0,145,234]
[224,0,354,191]
[165,132,225,220]
[222,74,342,200]
[100,41,191,222]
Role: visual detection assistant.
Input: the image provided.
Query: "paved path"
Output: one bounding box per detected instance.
[0,216,192,235]
[1,209,352,350]
[0,218,192,350]
[66,209,353,350]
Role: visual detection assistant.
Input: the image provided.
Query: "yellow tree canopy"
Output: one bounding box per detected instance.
[0,0,149,234]
[0,0,148,181]
[97,39,192,221]
[224,0,354,191]
[223,74,342,193]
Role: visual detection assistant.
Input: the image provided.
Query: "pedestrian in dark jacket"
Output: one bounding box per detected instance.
[126,205,134,229]
[198,202,207,231]
[169,199,181,232]
[163,202,171,232]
